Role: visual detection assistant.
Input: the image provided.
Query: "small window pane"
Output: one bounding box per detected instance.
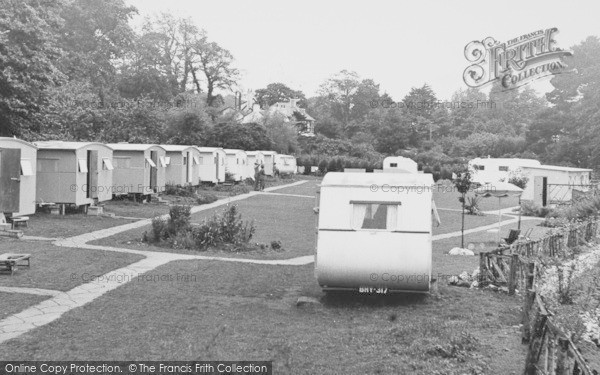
[352,203,398,230]
[499,166,509,171]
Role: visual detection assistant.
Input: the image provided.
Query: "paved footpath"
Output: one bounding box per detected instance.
[0,180,540,344]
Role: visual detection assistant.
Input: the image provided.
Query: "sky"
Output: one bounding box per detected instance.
[125,0,600,101]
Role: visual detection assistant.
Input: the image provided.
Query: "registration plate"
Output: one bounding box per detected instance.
[358,287,388,294]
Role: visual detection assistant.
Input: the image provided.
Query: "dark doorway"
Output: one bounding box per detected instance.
[0,148,21,213]
[86,150,98,199]
[149,151,158,192]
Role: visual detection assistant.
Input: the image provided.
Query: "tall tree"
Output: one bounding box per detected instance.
[192,39,239,107]
[0,0,65,137]
[58,0,137,103]
[255,83,306,108]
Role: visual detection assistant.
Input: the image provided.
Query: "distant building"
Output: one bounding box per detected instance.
[468,157,541,184]
[266,99,315,136]
[220,92,316,137]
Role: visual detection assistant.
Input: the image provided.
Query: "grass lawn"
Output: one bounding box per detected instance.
[89,194,317,260]
[19,213,136,238]
[0,260,526,375]
[0,239,145,292]
[0,292,49,320]
[433,210,502,235]
[432,217,551,277]
[273,179,319,196]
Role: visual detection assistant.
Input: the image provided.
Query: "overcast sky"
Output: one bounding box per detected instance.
[126,0,599,101]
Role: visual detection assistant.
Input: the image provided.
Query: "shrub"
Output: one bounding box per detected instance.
[167,205,191,236]
[149,216,168,242]
[196,193,218,205]
[270,240,282,250]
[520,200,554,218]
[164,183,195,197]
[318,160,328,174]
[465,196,483,215]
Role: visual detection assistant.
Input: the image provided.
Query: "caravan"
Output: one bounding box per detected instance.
[315,172,436,293]
[0,138,37,217]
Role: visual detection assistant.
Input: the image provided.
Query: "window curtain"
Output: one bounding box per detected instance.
[352,204,368,230]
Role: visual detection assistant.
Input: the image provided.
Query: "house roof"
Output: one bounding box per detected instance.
[0,137,38,149]
[321,171,434,188]
[107,143,165,152]
[522,164,593,173]
[35,141,111,151]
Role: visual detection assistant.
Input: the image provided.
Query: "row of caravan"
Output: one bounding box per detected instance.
[0,138,297,217]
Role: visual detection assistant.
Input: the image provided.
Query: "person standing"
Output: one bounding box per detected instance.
[253,161,261,191]
[259,164,266,191]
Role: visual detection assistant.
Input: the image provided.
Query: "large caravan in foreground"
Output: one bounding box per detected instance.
[315,172,436,293]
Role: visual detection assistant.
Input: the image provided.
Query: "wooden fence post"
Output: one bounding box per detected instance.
[479,252,486,285]
[509,254,518,295]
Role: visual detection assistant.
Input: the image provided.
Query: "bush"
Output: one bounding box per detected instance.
[465,196,483,215]
[164,183,196,197]
[213,184,250,195]
[318,160,328,174]
[196,193,218,205]
[167,205,191,236]
[194,205,256,251]
[149,216,168,242]
[520,200,554,218]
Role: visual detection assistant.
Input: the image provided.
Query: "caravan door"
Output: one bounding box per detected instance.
[0,148,21,213]
[87,150,98,199]
[149,151,158,192]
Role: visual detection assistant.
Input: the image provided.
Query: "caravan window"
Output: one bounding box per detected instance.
[351,201,399,230]
[498,166,509,171]
[390,163,398,167]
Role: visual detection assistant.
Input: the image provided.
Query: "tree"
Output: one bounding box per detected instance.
[192,39,239,107]
[255,83,306,108]
[207,122,271,150]
[58,0,137,103]
[453,166,474,249]
[262,112,299,154]
[0,0,65,137]
[317,70,360,132]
